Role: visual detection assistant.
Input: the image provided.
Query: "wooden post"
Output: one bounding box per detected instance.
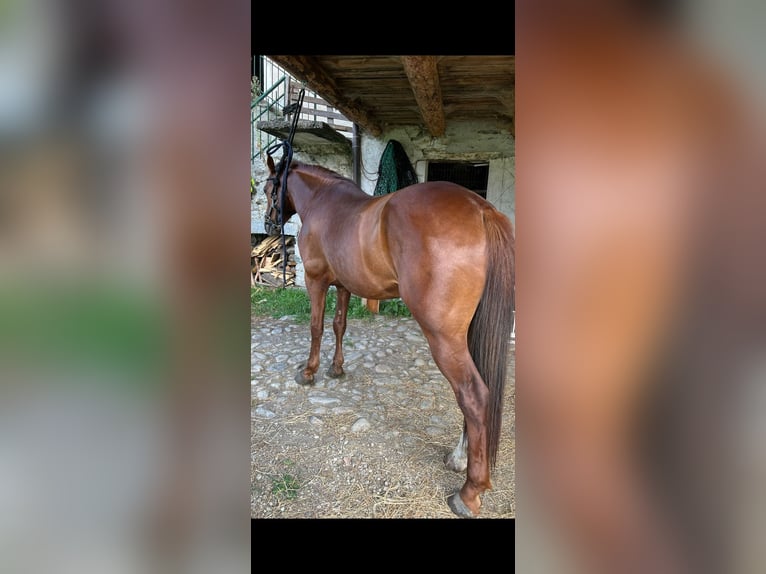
[364,298,380,314]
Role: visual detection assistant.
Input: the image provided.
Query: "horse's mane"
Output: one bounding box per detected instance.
[290,161,358,188]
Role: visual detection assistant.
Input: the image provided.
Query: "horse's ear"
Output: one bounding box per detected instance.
[266,155,275,174]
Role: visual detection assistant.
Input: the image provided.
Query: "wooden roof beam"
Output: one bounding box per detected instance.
[267,55,383,137]
[400,56,445,137]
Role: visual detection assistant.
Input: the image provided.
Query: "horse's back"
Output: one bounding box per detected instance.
[385,181,511,239]
[390,181,497,213]
[381,181,513,267]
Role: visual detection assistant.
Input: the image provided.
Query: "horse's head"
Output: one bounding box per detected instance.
[263,154,296,236]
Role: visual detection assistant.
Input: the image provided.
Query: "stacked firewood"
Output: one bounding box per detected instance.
[251,235,296,286]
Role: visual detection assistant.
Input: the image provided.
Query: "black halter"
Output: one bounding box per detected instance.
[264,140,292,233]
[264,88,305,287]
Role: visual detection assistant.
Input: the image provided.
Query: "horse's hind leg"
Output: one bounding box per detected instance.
[421,330,491,517]
[327,285,350,378]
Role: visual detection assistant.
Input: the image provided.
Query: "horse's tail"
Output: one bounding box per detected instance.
[468,209,515,469]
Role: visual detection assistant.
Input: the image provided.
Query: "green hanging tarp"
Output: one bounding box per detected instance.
[373,140,418,196]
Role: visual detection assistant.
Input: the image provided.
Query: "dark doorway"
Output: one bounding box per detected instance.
[426,161,490,198]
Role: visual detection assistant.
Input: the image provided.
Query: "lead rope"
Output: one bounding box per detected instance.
[266,88,305,287]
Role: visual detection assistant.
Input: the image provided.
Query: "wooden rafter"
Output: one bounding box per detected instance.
[400,56,445,137]
[267,55,384,136]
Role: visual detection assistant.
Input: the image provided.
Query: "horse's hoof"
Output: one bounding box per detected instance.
[295,372,315,385]
[447,493,478,518]
[294,370,315,386]
[326,367,345,379]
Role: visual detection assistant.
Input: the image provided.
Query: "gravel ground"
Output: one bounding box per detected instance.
[251,313,515,519]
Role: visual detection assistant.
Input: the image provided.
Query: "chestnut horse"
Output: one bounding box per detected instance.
[262,154,515,518]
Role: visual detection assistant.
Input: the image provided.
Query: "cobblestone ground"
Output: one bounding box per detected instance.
[251,313,515,519]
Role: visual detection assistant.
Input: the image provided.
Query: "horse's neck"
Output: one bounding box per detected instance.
[283,172,311,217]
[288,170,365,217]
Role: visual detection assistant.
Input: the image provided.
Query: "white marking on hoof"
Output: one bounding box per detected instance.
[444,428,468,472]
[447,493,477,518]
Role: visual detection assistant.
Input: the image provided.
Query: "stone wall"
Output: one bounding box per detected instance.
[360,120,515,225]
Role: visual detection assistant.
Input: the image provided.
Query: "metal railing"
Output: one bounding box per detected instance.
[251,57,353,163]
[251,75,286,162]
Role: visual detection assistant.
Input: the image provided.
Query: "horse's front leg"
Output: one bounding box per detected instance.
[327,286,350,378]
[295,279,328,386]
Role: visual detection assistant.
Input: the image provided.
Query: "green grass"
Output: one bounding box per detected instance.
[269,459,301,500]
[251,285,315,321]
[270,473,300,499]
[378,298,411,318]
[251,286,411,321]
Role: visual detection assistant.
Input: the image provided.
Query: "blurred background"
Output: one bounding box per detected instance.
[0,0,250,572]
[516,1,766,573]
